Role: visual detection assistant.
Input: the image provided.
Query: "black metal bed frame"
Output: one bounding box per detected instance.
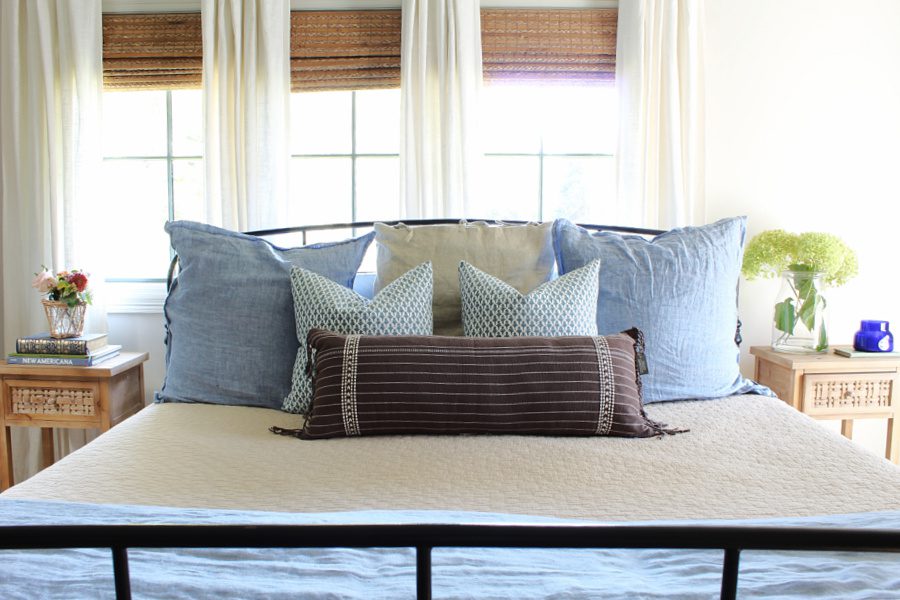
[3,522,900,599]
[6,219,897,598]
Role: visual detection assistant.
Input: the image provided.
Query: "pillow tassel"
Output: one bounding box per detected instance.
[643,417,690,438]
[269,425,304,438]
[624,328,689,438]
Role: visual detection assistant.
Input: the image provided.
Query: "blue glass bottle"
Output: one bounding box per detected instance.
[853,320,894,352]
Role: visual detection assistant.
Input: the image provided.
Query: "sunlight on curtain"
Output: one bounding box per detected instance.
[400,0,484,219]
[0,0,104,483]
[616,0,706,228]
[202,0,290,231]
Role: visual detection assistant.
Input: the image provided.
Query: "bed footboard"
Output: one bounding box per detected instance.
[3,523,899,600]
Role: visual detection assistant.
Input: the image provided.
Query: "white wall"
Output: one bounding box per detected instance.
[705,0,900,454]
[108,311,166,405]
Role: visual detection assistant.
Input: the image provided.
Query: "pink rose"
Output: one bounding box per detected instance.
[32,271,57,294]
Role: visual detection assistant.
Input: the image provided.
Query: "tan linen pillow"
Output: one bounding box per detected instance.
[374,221,555,335]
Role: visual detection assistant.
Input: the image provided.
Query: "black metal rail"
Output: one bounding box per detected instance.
[2,523,899,600]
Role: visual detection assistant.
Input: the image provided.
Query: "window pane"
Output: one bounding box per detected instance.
[171,90,203,157]
[265,229,356,248]
[290,91,352,155]
[542,86,617,155]
[541,156,615,224]
[480,156,541,221]
[481,85,541,154]
[99,160,170,278]
[355,157,400,222]
[356,89,401,154]
[102,91,167,157]
[288,157,352,225]
[172,159,204,222]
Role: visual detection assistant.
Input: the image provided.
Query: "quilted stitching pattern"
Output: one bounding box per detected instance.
[9,396,900,522]
[282,262,433,414]
[459,259,600,337]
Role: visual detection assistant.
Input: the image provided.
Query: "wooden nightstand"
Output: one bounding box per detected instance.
[751,346,900,463]
[0,351,149,490]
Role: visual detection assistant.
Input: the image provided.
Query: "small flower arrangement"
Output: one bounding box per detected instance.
[32,267,92,308]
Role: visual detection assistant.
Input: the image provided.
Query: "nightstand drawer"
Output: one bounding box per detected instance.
[802,372,896,416]
[3,379,100,420]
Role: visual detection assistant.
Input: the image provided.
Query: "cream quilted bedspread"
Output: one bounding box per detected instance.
[5,395,900,521]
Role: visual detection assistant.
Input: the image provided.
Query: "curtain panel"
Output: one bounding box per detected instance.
[0,0,105,483]
[202,0,290,232]
[400,0,484,219]
[615,0,706,228]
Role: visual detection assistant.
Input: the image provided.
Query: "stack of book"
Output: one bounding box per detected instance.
[7,333,121,366]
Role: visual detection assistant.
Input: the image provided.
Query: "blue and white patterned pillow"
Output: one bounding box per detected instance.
[282,262,434,414]
[459,259,600,337]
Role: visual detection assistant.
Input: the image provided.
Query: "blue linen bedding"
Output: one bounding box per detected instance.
[1,499,899,599]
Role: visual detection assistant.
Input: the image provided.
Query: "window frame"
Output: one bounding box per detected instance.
[289,89,401,227]
[99,0,619,313]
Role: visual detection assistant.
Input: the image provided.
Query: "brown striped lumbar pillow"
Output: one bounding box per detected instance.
[299,328,684,439]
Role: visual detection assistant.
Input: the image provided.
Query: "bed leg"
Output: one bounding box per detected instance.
[720,547,741,600]
[416,545,432,600]
[112,546,132,600]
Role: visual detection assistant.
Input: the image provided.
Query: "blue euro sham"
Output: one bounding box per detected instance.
[553,217,772,403]
[157,221,374,409]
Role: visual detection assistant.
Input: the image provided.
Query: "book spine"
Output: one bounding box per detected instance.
[16,338,89,355]
[7,355,92,366]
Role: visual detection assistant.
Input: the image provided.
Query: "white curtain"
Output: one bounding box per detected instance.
[202,0,290,232]
[400,0,483,219]
[0,0,104,483]
[615,0,706,228]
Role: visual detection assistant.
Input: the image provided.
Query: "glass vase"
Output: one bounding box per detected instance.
[771,270,828,353]
[42,300,87,339]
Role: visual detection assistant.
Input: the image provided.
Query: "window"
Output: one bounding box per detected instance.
[478,8,618,223]
[97,8,617,300]
[480,84,617,224]
[288,88,401,234]
[100,90,203,281]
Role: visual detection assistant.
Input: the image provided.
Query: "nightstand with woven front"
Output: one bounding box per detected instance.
[751,346,900,464]
[0,351,148,490]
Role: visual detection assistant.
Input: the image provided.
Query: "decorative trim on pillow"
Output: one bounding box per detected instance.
[298,328,684,439]
[282,262,434,414]
[459,259,600,337]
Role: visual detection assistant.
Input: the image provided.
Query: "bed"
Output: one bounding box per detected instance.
[2,219,900,599]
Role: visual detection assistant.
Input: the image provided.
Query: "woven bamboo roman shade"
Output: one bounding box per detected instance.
[291,11,402,92]
[481,9,617,85]
[102,8,615,92]
[103,13,202,90]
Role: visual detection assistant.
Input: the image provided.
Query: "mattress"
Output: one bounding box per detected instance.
[6,394,900,520]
